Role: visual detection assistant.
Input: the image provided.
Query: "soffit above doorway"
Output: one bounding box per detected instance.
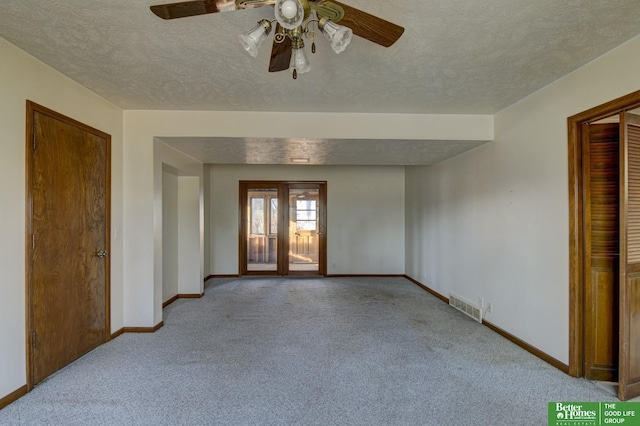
[157,136,489,165]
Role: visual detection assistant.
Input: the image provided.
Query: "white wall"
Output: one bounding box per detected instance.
[162,169,179,302]
[161,169,200,303]
[177,176,201,294]
[0,38,123,399]
[203,165,212,277]
[405,34,640,364]
[152,140,204,325]
[208,165,405,275]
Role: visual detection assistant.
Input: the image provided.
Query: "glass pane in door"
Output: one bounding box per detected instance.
[247,188,278,271]
[289,188,319,272]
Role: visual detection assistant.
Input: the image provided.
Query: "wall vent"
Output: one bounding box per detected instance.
[449,293,483,323]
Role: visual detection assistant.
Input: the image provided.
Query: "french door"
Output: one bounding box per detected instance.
[240,181,326,276]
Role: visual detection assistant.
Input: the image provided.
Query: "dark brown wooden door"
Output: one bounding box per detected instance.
[27,102,110,388]
[618,112,640,400]
[583,123,620,381]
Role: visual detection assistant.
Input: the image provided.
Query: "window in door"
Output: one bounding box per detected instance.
[289,188,320,272]
[247,188,278,271]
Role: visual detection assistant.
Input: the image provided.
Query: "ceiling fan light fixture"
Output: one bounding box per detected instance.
[291,157,310,163]
[319,17,353,54]
[238,19,272,58]
[151,0,406,77]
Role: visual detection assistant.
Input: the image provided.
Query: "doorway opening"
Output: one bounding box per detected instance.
[239,181,327,276]
[568,90,640,401]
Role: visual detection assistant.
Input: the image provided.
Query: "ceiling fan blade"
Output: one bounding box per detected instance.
[326,1,404,47]
[150,0,274,20]
[269,25,292,72]
[150,0,237,19]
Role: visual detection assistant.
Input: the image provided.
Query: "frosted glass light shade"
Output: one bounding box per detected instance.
[320,19,353,54]
[290,47,311,75]
[238,21,270,58]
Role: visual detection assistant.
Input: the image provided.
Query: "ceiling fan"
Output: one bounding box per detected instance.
[150,0,404,78]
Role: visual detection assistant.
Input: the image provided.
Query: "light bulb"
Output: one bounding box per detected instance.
[281,0,298,19]
[275,0,306,30]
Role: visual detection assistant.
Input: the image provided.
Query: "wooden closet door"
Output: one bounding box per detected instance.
[27,102,110,387]
[619,112,640,401]
[583,123,619,381]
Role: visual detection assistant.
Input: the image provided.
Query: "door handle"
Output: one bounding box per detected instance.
[95,250,108,259]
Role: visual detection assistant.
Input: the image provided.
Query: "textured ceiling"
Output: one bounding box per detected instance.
[2,0,640,115]
[2,1,640,165]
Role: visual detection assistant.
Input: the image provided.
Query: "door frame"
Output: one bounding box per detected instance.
[25,101,111,390]
[284,182,327,276]
[239,181,327,276]
[568,90,640,378]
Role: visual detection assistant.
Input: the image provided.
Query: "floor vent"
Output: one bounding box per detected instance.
[449,293,483,323]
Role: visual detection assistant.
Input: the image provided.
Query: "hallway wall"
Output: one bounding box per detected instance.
[405,34,640,364]
[208,165,405,275]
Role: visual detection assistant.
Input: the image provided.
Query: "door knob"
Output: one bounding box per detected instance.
[95,250,108,258]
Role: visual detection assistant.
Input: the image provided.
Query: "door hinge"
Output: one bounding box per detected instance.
[32,133,36,150]
[32,234,35,250]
